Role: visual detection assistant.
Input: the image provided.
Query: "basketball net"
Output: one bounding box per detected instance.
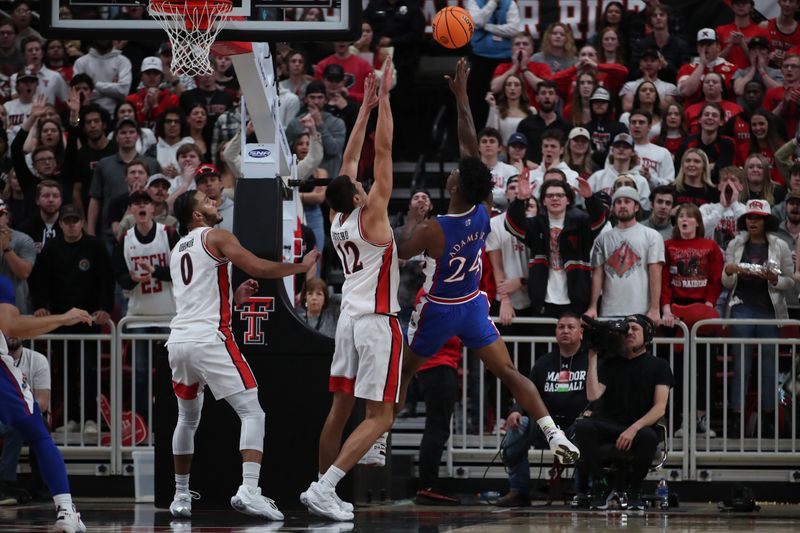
[149,0,233,77]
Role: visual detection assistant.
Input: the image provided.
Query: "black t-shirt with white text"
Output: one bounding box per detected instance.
[596,352,674,427]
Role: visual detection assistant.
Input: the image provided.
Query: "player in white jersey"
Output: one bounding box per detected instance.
[167,189,318,521]
[300,62,399,522]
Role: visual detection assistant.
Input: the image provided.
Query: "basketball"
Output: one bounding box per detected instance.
[432,7,474,49]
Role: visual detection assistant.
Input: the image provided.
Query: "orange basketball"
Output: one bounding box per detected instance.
[432,6,474,49]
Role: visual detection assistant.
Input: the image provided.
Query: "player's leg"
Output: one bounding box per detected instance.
[318,391,356,474]
[396,346,428,413]
[225,388,283,520]
[170,393,203,518]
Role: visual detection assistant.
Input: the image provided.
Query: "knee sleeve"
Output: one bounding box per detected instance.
[226,389,265,452]
[172,394,204,455]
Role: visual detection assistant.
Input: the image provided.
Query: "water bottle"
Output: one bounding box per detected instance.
[480,491,501,503]
[656,478,669,510]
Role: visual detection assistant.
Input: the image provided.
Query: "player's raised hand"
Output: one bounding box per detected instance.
[61,308,93,327]
[445,57,470,100]
[234,279,260,305]
[302,249,321,271]
[362,72,379,110]
[379,56,393,98]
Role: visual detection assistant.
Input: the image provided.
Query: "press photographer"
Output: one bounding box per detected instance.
[575,314,674,510]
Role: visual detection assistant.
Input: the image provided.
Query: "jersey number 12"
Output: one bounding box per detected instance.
[335,242,363,275]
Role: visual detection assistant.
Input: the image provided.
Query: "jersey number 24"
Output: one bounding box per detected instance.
[443,249,482,283]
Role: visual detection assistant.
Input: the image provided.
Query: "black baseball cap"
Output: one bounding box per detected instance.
[322,63,345,82]
[640,47,660,60]
[115,118,139,133]
[60,204,83,221]
[748,36,769,50]
[305,80,326,97]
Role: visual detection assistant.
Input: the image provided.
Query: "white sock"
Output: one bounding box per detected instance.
[536,416,559,440]
[175,473,190,494]
[53,493,73,510]
[319,465,346,489]
[242,462,260,488]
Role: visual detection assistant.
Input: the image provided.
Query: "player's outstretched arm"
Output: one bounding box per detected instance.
[397,218,445,260]
[210,229,319,280]
[338,72,380,180]
[0,304,92,339]
[365,59,395,221]
[446,58,479,159]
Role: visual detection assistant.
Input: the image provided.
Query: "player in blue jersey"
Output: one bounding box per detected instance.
[0,275,91,532]
[396,59,579,464]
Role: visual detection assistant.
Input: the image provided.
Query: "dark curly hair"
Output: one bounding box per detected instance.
[457,157,493,206]
[174,189,200,236]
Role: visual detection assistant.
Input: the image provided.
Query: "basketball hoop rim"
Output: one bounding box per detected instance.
[149,0,233,16]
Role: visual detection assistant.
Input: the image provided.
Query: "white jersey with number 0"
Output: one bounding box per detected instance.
[167,227,233,345]
[331,206,399,318]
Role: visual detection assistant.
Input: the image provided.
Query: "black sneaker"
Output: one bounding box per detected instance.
[415,488,461,506]
[571,493,590,508]
[495,489,531,507]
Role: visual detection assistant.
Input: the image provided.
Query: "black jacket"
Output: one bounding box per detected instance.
[505,194,607,314]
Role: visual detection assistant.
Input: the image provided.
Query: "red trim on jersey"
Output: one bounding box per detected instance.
[216,264,257,389]
[201,228,225,263]
[329,375,355,395]
[172,380,200,400]
[382,317,403,402]
[374,241,394,314]
[357,208,392,247]
[425,289,481,305]
[1,361,31,416]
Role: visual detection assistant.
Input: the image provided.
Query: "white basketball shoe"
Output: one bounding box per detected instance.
[300,481,355,521]
[169,490,200,518]
[357,432,387,467]
[54,504,86,533]
[546,427,580,464]
[230,485,284,520]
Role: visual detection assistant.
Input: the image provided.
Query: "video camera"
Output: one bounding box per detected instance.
[582,315,629,358]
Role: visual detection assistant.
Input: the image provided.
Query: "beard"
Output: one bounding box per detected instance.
[615,210,636,222]
[204,212,223,226]
[6,338,22,352]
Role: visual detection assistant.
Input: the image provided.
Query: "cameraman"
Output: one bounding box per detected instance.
[496,313,589,507]
[577,314,673,510]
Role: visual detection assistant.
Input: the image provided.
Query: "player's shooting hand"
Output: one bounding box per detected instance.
[362,72,379,110]
[234,279,260,305]
[445,57,470,100]
[379,57,393,98]
[302,249,321,271]
[61,308,92,326]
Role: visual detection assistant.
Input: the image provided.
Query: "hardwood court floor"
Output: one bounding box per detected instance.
[1,500,799,532]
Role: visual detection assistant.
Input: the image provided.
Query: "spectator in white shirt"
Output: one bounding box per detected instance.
[629,109,675,188]
[10,37,68,106]
[478,127,519,211]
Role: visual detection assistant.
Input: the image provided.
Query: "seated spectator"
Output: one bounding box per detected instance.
[701,166,747,252]
[764,53,800,138]
[674,148,720,207]
[478,128,518,210]
[741,153,786,206]
[125,56,179,130]
[655,103,687,158]
[736,110,787,184]
[506,177,606,317]
[516,80,571,164]
[723,199,794,437]
[564,127,597,180]
[19,180,63,254]
[724,79,768,145]
[662,203,723,437]
[629,109,674,188]
[578,314,673,510]
[532,23,577,74]
[145,108,193,178]
[485,74,536,146]
[716,0,770,70]
[505,132,537,173]
[731,37,783,102]
[11,37,68,107]
[314,42,373,104]
[72,40,133,115]
[496,313,589,507]
[0,336,50,501]
[0,198,34,312]
[677,29,738,106]
[490,31,552,106]
[566,72,598,127]
[279,49,312,98]
[486,177,531,326]
[587,186,664,321]
[185,103,211,163]
[585,87,627,167]
[619,81,663,138]
[641,185,676,240]
[675,103,736,182]
[631,4,691,83]
[684,73,744,134]
[112,190,178,418]
[588,133,651,211]
[619,47,679,112]
[115,174,178,239]
[552,45,628,108]
[297,277,338,338]
[528,129,580,200]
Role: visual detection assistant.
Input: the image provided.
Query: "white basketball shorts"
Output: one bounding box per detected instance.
[168,337,257,401]
[329,312,403,403]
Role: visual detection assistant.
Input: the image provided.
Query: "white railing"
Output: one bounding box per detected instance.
[14,316,798,481]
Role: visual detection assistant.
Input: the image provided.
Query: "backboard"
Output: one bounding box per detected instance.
[40,0,360,42]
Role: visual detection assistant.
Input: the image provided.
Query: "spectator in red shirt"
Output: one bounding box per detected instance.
[551,45,628,107]
[716,0,770,69]
[656,103,688,157]
[765,53,800,137]
[684,72,743,134]
[676,103,736,182]
[314,42,373,103]
[125,57,179,131]
[736,109,787,185]
[678,28,738,106]
[760,0,800,68]
[490,32,552,106]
